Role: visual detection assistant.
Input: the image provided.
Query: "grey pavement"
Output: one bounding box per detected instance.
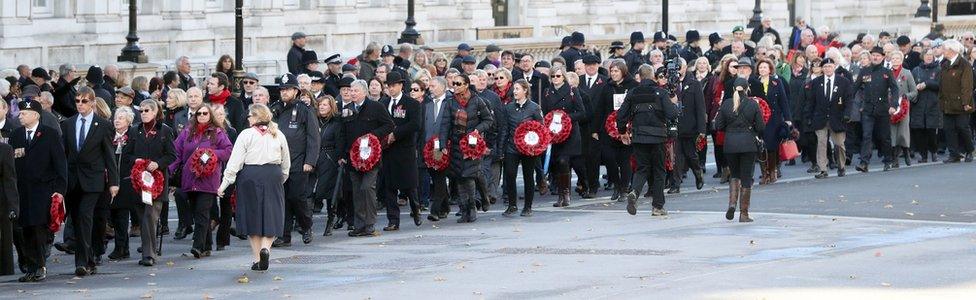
[1,158,975,299]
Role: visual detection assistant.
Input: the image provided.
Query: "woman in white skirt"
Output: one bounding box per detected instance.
[218,104,290,271]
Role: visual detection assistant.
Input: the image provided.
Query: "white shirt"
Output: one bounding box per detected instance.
[824,75,835,98]
[433,94,445,119]
[25,123,38,141]
[218,127,291,192]
[389,93,402,113]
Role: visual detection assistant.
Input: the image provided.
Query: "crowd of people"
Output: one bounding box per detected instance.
[0,17,974,282]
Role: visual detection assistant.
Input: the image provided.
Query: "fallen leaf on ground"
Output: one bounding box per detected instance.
[237,276,249,284]
[273,276,284,281]
[905,212,915,216]
[166,261,174,267]
[874,252,882,257]
[912,199,919,205]
[883,204,894,209]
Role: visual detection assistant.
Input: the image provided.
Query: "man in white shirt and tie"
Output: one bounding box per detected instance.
[807,58,853,178]
[579,55,607,198]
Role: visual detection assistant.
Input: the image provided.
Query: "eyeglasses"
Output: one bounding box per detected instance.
[242,80,257,85]
[451,82,466,87]
[75,99,91,104]
[551,74,563,78]
[141,109,152,113]
[495,77,506,80]
[196,111,210,116]
[411,88,422,92]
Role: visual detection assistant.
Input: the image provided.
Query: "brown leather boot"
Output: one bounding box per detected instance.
[739,187,754,223]
[720,167,731,184]
[554,173,571,207]
[759,161,770,185]
[726,179,740,220]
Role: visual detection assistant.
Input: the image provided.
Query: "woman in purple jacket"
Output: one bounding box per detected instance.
[169,103,233,258]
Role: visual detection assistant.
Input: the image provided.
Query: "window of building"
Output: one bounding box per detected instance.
[33,0,53,17]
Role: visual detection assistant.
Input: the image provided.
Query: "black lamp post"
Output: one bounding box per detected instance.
[747,0,763,28]
[397,0,420,44]
[118,0,147,63]
[662,0,668,33]
[915,0,932,17]
[232,0,245,94]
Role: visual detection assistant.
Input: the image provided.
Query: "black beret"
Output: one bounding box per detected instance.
[18,98,43,114]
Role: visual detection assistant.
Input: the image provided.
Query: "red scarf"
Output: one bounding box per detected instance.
[254,124,269,135]
[142,120,157,138]
[892,66,902,79]
[209,89,231,105]
[195,123,209,137]
[493,83,512,105]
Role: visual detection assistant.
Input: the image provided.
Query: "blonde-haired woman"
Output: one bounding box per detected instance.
[218,104,291,271]
[713,78,764,223]
[887,50,917,168]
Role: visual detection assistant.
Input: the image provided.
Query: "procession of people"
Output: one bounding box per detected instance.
[1,17,975,280]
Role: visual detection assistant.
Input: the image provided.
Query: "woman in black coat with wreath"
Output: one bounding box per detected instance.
[542,66,586,207]
[498,79,544,217]
[122,100,176,266]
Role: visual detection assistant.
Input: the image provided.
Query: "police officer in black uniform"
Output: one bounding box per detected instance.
[853,47,899,172]
[618,67,679,216]
[270,74,321,247]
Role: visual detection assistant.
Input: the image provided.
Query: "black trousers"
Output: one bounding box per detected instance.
[215,186,233,247]
[504,154,537,208]
[174,190,192,230]
[712,132,726,170]
[65,189,102,268]
[282,172,312,240]
[631,143,666,209]
[110,207,131,253]
[911,128,939,155]
[860,114,892,164]
[672,136,702,185]
[944,114,975,157]
[845,121,862,162]
[427,168,449,215]
[612,145,633,191]
[725,152,758,186]
[384,184,418,227]
[0,210,15,275]
[18,225,48,273]
[187,192,214,251]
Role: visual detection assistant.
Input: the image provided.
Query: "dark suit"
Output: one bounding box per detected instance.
[0,142,20,275]
[422,95,452,216]
[806,75,854,172]
[10,125,67,274]
[380,94,421,227]
[339,99,394,231]
[61,114,119,269]
[578,73,608,193]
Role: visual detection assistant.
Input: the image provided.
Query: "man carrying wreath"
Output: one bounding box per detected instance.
[339,79,394,237]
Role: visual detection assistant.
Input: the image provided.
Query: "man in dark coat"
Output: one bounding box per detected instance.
[805,58,854,178]
[704,33,725,68]
[176,57,196,91]
[52,64,80,118]
[669,60,706,194]
[788,18,816,50]
[478,44,503,70]
[897,36,922,71]
[578,55,608,198]
[559,32,587,72]
[85,66,114,104]
[61,86,119,277]
[750,17,782,45]
[438,76,493,223]
[0,133,19,276]
[511,54,550,104]
[618,67,678,216]
[680,30,703,64]
[11,99,68,282]
[338,79,394,237]
[853,47,900,172]
[287,32,307,75]
[938,40,975,162]
[379,72,422,231]
[624,32,648,75]
[270,74,320,246]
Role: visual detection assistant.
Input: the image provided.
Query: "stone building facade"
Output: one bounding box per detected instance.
[0,0,970,76]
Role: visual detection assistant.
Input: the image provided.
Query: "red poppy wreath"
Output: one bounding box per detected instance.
[350,133,383,172]
[754,97,772,124]
[514,120,551,156]
[131,158,165,200]
[890,95,910,124]
[459,131,489,160]
[189,147,219,178]
[423,136,450,171]
[604,110,632,141]
[544,109,573,144]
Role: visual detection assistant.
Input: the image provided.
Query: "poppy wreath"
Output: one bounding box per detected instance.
[349,133,383,172]
[514,120,551,156]
[696,134,707,152]
[460,131,489,160]
[423,136,451,171]
[604,110,632,141]
[544,109,573,144]
[189,147,219,178]
[49,193,65,233]
[131,158,165,200]
[890,95,910,124]
[754,97,772,124]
